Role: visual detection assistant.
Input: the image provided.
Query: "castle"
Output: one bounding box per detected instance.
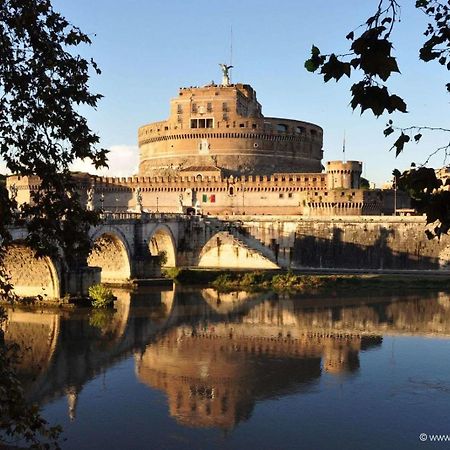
[9,68,405,216]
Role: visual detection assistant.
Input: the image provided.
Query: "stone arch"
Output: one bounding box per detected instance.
[148,225,177,267]
[2,243,61,299]
[88,230,132,283]
[198,232,278,269]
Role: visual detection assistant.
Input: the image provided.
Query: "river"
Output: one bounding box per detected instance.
[4,285,450,449]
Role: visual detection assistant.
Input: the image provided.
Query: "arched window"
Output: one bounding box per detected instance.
[277,123,288,133]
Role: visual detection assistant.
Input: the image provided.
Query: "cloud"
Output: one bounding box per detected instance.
[70,145,139,177]
[0,145,139,177]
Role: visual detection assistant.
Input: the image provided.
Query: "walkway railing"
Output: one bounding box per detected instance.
[100,211,190,222]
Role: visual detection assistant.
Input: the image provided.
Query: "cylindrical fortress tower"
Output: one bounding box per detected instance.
[326,160,362,189]
[138,82,323,176]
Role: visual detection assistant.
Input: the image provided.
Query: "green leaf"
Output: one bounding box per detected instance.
[415,0,429,8]
[304,59,318,72]
[384,126,394,137]
[391,133,411,156]
[311,45,320,56]
[388,95,407,113]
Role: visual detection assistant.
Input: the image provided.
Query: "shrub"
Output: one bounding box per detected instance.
[158,250,168,267]
[88,284,115,308]
[163,267,181,279]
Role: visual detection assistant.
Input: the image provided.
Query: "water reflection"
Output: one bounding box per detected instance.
[3,286,450,432]
[135,327,381,429]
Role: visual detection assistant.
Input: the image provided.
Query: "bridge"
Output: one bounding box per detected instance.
[4,213,450,300]
[4,213,279,299]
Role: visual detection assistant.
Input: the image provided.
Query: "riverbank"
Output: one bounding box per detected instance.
[164,268,450,293]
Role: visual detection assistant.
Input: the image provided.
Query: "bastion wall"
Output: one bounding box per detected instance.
[224,216,450,270]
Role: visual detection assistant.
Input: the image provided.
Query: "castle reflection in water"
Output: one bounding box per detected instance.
[4,286,450,430]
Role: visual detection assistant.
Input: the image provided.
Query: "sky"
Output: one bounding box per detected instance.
[5,0,449,185]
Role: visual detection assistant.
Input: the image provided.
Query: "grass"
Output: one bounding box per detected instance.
[163,268,450,294]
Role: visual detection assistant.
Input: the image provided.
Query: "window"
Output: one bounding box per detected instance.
[177,104,183,114]
[190,118,214,129]
[279,193,284,198]
[296,126,305,134]
[222,102,228,112]
[310,129,317,136]
[277,123,288,132]
[288,192,293,198]
[191,103,197,113]
[207,102,212,112]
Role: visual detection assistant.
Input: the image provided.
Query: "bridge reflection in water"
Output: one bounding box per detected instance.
[4,287,450,430]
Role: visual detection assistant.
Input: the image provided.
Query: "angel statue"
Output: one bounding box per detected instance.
[8,183,18,202]
[219,63,233,86]
[135,186,143,213]
[86,186,94,211]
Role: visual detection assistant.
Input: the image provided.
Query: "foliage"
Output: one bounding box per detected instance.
[162,267,181,279]
[165,268,224,284]
[360,177,371,189]
[211,271,327,292]
[209,271,450,293]
[305,0,450,237]
[0,0,108,270]
[158,250,168,267]
[88,284,115,308]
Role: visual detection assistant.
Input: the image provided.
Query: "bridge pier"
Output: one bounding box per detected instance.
[63,266,101,298]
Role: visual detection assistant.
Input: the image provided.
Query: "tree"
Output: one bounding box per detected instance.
[0,0,108,268]
[360,177,371,189]
[305,0,450,237]
[0,0,107,446]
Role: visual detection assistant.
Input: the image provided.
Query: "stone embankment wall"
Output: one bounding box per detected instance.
[222,216,450,270]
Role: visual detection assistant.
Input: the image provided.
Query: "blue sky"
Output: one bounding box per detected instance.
[41,1,450,184]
